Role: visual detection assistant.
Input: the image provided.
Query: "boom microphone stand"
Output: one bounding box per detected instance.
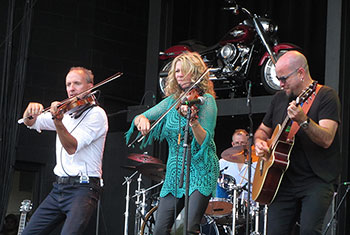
[322,183,350,235]
[179,106,193,235]
[246,80,253,235]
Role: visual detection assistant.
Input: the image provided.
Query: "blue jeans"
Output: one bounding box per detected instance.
[22,181,100,235]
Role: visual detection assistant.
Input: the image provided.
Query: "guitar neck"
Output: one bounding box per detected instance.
[17,213,27,235]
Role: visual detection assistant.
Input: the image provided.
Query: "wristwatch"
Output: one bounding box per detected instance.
[299,117,310,129]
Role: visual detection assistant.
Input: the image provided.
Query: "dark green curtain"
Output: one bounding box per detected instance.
[0,0,33,227]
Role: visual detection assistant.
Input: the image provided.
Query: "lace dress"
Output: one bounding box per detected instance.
[126,93,219,198]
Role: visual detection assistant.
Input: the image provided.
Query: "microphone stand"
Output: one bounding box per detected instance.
[322,185,350,235]
[246,80,253,235]
[178,107,193,235]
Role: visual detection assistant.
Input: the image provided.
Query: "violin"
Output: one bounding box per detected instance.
[177,88,202,121]
[18,72,123,124]
[52,92,98,119]
[128,68,210,147]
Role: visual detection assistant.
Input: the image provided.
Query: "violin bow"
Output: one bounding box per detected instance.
[127,68,210,148]
[18,72,123,124]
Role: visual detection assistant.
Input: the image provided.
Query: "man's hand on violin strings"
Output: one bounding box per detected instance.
[50,101,64,121]
[24,102,44,119]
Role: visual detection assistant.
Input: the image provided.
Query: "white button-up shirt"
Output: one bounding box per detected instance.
[29,106,108,178]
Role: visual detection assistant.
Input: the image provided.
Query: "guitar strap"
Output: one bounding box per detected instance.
[287,83,323,140]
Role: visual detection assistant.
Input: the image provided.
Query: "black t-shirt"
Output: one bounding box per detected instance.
[262,85,341,185]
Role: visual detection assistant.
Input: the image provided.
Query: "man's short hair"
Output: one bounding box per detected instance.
[232,129,248,141]
[69,67,94,84]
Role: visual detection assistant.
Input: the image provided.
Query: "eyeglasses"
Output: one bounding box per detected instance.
[276,66,303,82]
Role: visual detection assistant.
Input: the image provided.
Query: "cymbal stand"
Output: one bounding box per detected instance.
[134,174,143,235]
[263,205,268,235]
[122,170,139,235]
[132,180,164,234]
[231,185,243,235]
[251,202,261,235]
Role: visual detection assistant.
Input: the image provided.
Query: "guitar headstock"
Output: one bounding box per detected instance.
[295,81,318,106]
[19,200,32,213]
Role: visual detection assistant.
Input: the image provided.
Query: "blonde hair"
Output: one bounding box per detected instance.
[164,52,216,99]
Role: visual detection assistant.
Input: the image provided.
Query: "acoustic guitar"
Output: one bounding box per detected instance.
[17,199,32,235]
[252,81,317,205]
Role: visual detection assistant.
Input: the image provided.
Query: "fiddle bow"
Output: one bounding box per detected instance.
[18,72,123,124]
[127,68,210,147]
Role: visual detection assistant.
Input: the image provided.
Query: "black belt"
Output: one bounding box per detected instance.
[56,176,100,185]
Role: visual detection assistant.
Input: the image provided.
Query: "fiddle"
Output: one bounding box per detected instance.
[51,92,98,120]
[177,88,202,122]
[128,68,210,147]
[18,72,123,124]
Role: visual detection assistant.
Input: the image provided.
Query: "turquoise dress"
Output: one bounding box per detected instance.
[126,93,219,198]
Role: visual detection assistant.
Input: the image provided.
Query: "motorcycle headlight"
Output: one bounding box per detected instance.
[219,44,237,62]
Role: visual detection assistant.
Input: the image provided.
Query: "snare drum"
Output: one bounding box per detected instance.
[205,174,235,220]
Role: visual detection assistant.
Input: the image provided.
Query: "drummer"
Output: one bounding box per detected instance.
[219,129,256,200]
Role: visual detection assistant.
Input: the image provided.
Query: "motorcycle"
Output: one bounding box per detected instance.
[158,0,299,98]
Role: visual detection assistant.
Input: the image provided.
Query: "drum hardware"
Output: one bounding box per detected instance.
[251,202,261,235]
[122,155,165,235]
[128,153,163,164]
[133,174,143,235]
[263,205,268,235]
[132,179,164,235]
[122,170,139,235]
[221,145,258,163]
[231,184,241,235]
[122,163,166,183]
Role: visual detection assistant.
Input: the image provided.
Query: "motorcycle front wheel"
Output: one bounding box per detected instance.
[260,56,281,94]
[159,60,172,96]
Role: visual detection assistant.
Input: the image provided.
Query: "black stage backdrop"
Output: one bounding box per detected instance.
[0,0,349,234]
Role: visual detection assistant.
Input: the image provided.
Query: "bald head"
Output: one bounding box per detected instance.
[275,51,312,97]
[276,51,308,72]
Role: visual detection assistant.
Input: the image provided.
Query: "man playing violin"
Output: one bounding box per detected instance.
[254,51,341,235]
[21,67,108,235]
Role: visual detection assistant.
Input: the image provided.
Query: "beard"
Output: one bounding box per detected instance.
[287,92,297,102]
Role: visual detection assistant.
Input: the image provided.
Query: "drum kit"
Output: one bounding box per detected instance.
[122,153,166,235]
[122,147,268,235]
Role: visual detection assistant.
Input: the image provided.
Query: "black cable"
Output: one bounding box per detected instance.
[59,106,94,177]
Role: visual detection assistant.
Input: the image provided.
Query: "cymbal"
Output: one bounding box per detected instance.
[221,145,258,163]
[128,153,163,164]
[121,163,166,182]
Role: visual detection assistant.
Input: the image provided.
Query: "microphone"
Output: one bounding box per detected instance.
[181,96,205,106]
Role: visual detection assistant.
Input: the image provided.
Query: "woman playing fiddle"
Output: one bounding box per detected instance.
[21,67,108,235]
[126,52,219,234]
